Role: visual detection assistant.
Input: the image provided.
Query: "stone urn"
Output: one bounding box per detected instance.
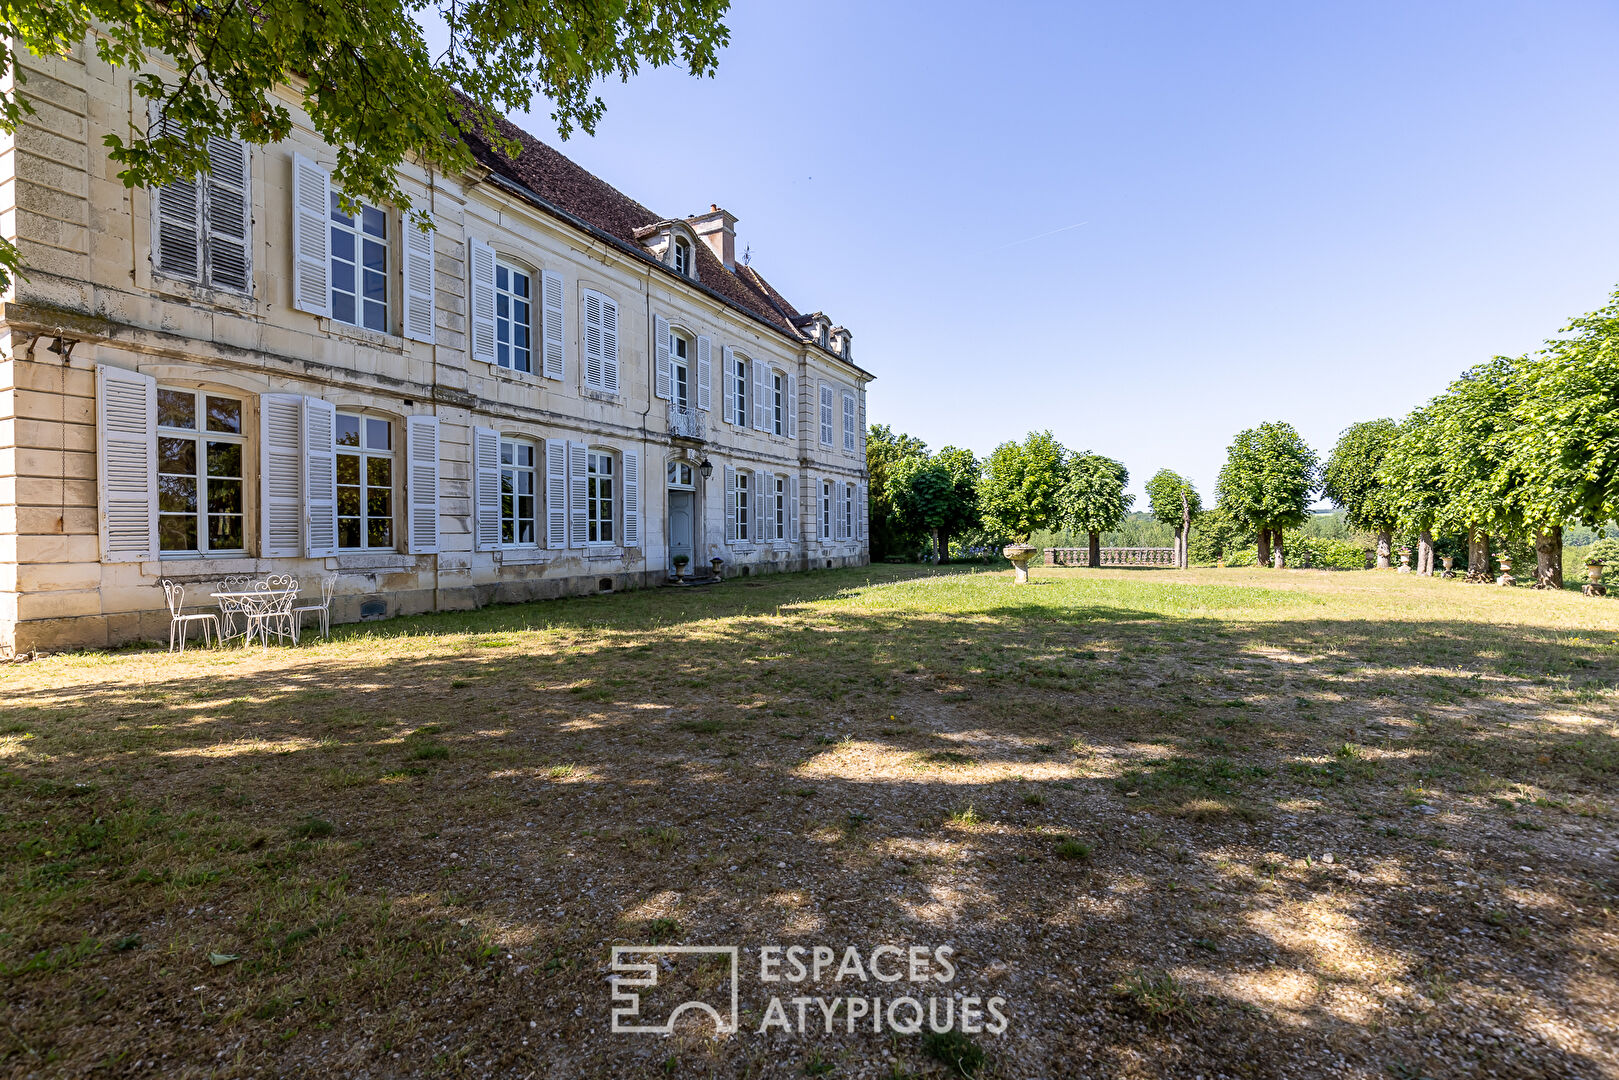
[710,556,725,581]
[1397,547,1412,573]
[672,554,689,583]
[1585,559,1607,597]
[1495,553,1515,587]
[1003,543,1038,585]
[1440,555,1456,579]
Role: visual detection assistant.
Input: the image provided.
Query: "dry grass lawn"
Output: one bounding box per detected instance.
[2,564,1617,1079]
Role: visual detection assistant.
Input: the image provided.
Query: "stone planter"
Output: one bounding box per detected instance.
[672,558,690,583]
[710,557,725,581]
[1397,547,1412,573]
[1495,554,1515,587]
[1440,555,1456,579]
[1585,560,1607,597]
[1002,543,1038,585]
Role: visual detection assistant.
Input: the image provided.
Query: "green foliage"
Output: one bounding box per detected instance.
[1584,538,1619,566]
[0,0,732,291]
[1428,356,1526,540]
[1283,532,1371,570]
[873,439,979,562]
[1144,470,1202,528]
[866,425,931,559]
[1214,422,1319,539]
[1187,504,1253,565]
[1323,419,1399,533]
[1377,407,1448,534]
[1056,453,1132,539]
[978,431,1067,543]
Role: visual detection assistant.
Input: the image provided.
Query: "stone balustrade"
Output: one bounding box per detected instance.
[1044,547,1177,567]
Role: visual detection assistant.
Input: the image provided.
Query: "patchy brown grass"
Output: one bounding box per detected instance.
[2,564,1617,1078]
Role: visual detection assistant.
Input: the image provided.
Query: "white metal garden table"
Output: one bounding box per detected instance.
[210,585,298,647]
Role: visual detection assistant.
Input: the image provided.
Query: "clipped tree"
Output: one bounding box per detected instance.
[1322,419,1400,568]
[887,456,953,563]
[933,447,981,561]
[1214,422,1319,567]
[1144,470,1202,569]
[866,425,930,559]
[1,0,733,291]
[979,432,1067,544]
[1057,453,1133,567]
[1379,407,1447,575]
[1428,357,1525,579]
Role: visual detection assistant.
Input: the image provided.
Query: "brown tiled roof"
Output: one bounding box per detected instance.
[459,109,806,340]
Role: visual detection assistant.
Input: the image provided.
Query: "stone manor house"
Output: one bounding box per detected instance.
[0,42,872,652]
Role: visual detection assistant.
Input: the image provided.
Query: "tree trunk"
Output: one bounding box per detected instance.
[1273,530,1286,569]
[1088,530,1101,568]
[1257,527,1271,568]
[1468,527,1490,579]
[1376,529,1392,569]
[931,527,941,565]
[1174,526,1185,570]
[1180,492,1191,570]
[1535,526,1563,589]
[1418,528,1435,576]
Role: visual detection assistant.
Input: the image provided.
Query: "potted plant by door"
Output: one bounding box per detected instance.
[672,554,689,583]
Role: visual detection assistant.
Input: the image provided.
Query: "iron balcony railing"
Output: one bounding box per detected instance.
[667,404,705,441]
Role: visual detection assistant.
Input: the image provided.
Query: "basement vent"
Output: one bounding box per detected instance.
[598,578,614,593]
[359,598,387,621]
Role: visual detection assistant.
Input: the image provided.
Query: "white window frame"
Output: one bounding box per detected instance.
[771,371,786,436]
[731,354,749,427]
[155,387,248,556]
[499,436,539,546]
[843,482,855,540]
[330,196,390,333]
[773,473,787,541]
[673,237,692,277]
[587,448,616,545]
[735,470,751,542]
[336,412,396,550]
[820,480,833,541]
[494,259,534,373]
[670,329,691,409]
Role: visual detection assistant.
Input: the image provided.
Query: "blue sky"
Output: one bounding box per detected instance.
[495,1,1619,502]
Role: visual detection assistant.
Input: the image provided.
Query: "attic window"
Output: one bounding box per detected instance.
[673,237,692,277]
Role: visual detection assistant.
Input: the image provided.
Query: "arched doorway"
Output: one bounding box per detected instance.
[666,459,697,573]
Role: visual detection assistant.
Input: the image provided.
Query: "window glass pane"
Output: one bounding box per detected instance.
[207,441,241,477]
[158,389,196,430]
[158,472,196,514]
[332,291,356,326]
[363,298,387,334]
[336,454,360,486]
[158,436,196,476]
[208,513,244,551]
[365,418,391,450]
[160,515,198,552]
[337,415,361,447]
[367,486,391,521]
[368,517,392,548]
[329,191,353,225]
[337,485,361,516]
[331,227,355,263]
[367,456,392,487]
[362,238,387,277]
[496,264,508,291]
[205,396,241,433]
[338,518,361,548]
[361,205,386,238]
[208,478,242,515]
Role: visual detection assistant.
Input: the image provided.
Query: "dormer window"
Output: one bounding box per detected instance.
[673,237,692,277]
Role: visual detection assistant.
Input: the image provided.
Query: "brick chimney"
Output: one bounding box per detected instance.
[688,205,738,270]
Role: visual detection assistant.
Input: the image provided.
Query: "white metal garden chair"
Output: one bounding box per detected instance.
[290,576,337,644]
[162,580,220,653]
[213,574,255,641]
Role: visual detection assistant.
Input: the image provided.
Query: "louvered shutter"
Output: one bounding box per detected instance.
[402,215,436,343]
[544,438,567,547]
[568,442,589,546]
[857,481,868,542]
[758,471,774,540]
[600,295,619,393]
[149,108,202,283]
[583,291,604,389]
[468,238,496,363]
[787,474,798,544]
[724,465,737,543]
[653,314,671,400]
[472,426,500,550]
[720,346,735,424]
[405,415,440,553]
[290,153,330,316]
[303,397,337,558]
[752,360,768,430]
[204,135,250,292]
[695,335,712,411]
[260,394,304,557]
[540,270,565,380]
[843,393,856,453]
[621,450,640,547]
[857,391,866,460]
[820,384,834,445]
[786,373,797,439]
[95,365,157,562]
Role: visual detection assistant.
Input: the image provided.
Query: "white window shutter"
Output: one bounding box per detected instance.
[149,107,201,283]
[583,291,604,389]
[568,442,589,546]
[402,214,436,343]
[468,238,496,363]
[290,153,330,316]
[600,295,619,393]
[858,481,868,542]
[204,135,250,293]
[857,391,866,459]
[724,465,737,543]
[472,426,500,550]
[260,394,304,557]
[787,474,798,544]
[653,314,671,400]
[820,384,834,446]
[544,438,568,547]
[695,335,712,411]
[621,449,640,547]
[786,373,797,439]
[843,393,856,453]
[758,471,774,540]
[721,346,735,424]
[541,270,565,380]
[303,397,337,558]
[95,364,157,562]
[405,414,440,553]
[752,360,767,431]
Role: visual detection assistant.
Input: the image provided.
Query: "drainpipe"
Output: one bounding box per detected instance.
[641,263,656,586]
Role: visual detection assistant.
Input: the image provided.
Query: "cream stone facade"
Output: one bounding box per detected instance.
[0,40,872,653]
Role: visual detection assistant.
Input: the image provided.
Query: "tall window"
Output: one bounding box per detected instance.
[150,134,251,293]
[500,437,538,545]
[820,480,833,540]
[337,413,394,549]
[331,195,388,332]
[736,471,750,542]
[731,355,748,425]
[819,385,835,446]
[843,392,857,452]
[843,483,855,540]
[156,388,245,554]
[771,372,785,436]
[495,261,532,372]
[673,237,692,277]
[588,450,615,544]
[773,474,788,541]
[670,331,691,408]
